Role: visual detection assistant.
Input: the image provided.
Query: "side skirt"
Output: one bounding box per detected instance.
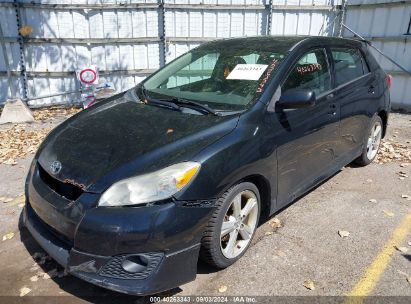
[271,146,363,215]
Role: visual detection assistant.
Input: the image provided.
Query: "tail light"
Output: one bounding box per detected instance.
[386,74,392,89]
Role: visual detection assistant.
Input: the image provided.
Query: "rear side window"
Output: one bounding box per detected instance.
[331,48,368,86]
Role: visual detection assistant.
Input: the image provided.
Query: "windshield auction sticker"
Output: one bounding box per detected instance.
[226,64,268,80]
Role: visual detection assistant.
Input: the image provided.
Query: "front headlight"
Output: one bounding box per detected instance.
[98,162,201,207]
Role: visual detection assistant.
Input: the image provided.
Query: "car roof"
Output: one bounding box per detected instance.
[199,36,364,53]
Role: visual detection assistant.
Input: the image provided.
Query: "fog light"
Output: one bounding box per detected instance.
[121,255,148,273]
[100,252,163,279]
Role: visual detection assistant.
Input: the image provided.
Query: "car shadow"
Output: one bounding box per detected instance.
[197,169,344,276]
[345,162,361,168]
[196,260,219,275]
[258,168,343,225]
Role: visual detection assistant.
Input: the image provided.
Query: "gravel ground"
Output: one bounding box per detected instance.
[0,112,410,303]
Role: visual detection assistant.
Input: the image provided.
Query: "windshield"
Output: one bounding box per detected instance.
[143,42,287,111]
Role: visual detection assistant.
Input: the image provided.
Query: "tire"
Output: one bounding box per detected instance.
[355,115,383,166]
[199,182,260,269]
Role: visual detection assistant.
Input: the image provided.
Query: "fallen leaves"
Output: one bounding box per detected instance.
[274,249,286,257]
[45,268,66,279]
[383,210,395,217]
[397,269,408,277]
[28,262,67,287]
[394,246,409,253]
[376,140,411,164]
[30,265,39,272]
[32,106,81,122]
[269,218,282,230]
[218,285,227,293]
[399,266,411,286]
[41,268,67,279]
[303,279,315,290]
[0,196,13,203]
[397,171,409,179]
[2,232,15,241]
[19,25,33,37]
[7,195,25,206]
[265,218,282,235]
[338,230,350,238]
[19,287,31,297]
[0,107,81,165]
[0,124,51,165]
[3,158,17,165]
[43,269,58,280]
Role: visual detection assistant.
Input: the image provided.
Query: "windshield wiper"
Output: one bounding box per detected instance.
[140,85,219,116]
[140,86,181,111]
[165,97,220,116]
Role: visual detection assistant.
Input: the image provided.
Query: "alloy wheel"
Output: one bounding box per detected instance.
[220,190,259,259]
[366,121,382,160]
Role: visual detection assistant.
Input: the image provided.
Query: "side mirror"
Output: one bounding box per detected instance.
[277,89,316,109]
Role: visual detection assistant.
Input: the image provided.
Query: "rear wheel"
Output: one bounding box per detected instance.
[355,115,383,166]
[200,182,260,268]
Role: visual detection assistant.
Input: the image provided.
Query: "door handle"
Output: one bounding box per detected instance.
[326,93,334,100]
[328,104,337,116]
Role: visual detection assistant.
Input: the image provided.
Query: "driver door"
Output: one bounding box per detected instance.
[274,48,340,207]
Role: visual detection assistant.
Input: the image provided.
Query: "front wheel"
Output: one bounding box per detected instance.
[200,182,260,268]
[355,115,383,166]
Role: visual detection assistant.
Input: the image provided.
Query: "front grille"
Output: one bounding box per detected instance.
[38,165,83,201]
[99,253,163,280]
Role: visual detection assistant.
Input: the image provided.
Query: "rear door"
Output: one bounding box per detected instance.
[275,48,340,206]
[328,46,377,161]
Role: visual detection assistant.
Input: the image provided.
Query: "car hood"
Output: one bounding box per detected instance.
[37,94,239,193]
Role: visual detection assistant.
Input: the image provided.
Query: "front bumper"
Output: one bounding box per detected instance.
[23,201,212,295]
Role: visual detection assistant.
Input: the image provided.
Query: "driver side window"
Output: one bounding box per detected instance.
[282,49,331,96]
[164,53,219,88]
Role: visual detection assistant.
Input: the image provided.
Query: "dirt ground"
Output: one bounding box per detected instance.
[0,111,410,303]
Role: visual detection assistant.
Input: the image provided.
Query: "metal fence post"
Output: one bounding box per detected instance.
[266,0,273,36]
[0,21,16,98]
[14,0,28,100]
[159,0,166,67]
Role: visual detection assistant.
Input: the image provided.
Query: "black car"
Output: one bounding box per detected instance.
[23,36,390,295]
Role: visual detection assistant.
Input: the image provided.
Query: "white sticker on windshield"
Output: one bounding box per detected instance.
[226,64,268,81]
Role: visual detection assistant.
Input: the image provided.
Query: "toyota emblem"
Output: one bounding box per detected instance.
[50,160,62,175]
